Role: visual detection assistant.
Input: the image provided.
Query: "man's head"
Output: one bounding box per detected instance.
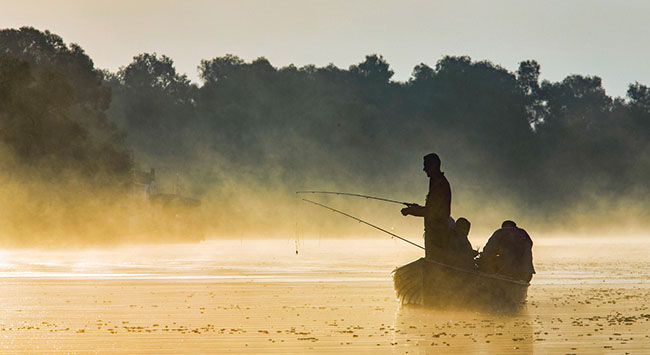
[456,217,471,238]
[501,220,517,228]
[423,153,441,177]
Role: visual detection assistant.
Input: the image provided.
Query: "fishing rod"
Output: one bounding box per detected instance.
[301,198,424,250]
[296,191,411,206]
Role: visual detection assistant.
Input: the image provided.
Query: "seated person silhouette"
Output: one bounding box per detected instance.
[476,220,535,282]
[445,217,478,268]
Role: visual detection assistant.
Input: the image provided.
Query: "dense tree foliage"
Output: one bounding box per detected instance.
[3,27,650,230]
[0,27,131,183]
[105,53,198,160]
[183,53,647,220]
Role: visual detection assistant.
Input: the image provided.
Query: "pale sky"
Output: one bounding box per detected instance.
[2,0,649,97]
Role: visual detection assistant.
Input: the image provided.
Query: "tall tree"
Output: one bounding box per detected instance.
[108,53,198,159]
[0,27,130,182]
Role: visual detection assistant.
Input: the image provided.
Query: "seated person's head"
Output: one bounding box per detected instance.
[501,220,517,228]
[456,217,471,237]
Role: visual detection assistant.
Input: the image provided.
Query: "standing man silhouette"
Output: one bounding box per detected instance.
[401,153,452,260]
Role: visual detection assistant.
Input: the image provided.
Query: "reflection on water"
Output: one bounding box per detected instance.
[394,306,534,353]
[0,239,411,281]
[0,237,649,354]
[1,237,649,284]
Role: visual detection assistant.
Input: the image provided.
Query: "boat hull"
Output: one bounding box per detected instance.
[393,258,529,311]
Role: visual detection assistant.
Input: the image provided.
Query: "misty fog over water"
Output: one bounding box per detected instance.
[0,27,649,245]
[1,238,648,285]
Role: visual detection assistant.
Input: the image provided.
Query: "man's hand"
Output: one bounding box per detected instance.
[401,203,421,216]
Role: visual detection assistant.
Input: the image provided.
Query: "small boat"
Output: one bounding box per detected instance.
[298,195,531,310]
[393,257,530,311]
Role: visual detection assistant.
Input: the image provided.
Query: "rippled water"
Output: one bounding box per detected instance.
[1,237,649,285]
[1,237,650,354]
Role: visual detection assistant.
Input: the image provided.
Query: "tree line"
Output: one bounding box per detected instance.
[2,27,649,229]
